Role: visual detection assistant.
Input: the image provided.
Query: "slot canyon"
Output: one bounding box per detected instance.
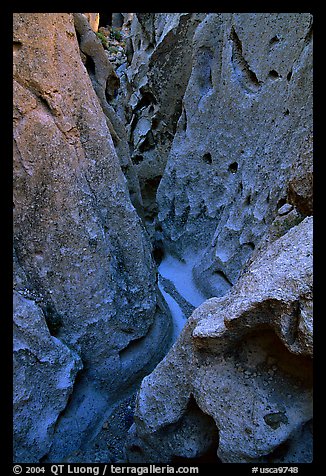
[13,12,313,464]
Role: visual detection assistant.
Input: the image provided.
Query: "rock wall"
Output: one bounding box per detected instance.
[13,13,172,462]
[124,13,313,464]
[116,13,205,239]
[157,13,313,295]
[126,216,313,463]
[13,253,82,462]
[13,12,313,465]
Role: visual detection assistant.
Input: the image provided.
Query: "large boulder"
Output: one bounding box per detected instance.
[125,216,313,463]
[13,13,172,462]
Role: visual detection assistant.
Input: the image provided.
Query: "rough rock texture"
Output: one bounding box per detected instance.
[13,254,83,463]
[156,13,313,296]
[13,13,172,462]
[117,13,205,238]
[73,13,143,216]
[125,217,313,463]
[13,12,313,465]
[83,13,99,32]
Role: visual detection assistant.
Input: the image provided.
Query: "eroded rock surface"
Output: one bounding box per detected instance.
[13,255,83,462]
[13,13,172,462]
[117,13,205,237]
[156,13,313,297]
[125,217,313,463]
[13,12,313,465]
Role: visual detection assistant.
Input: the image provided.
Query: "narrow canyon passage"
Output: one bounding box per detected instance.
[13,12,313,464]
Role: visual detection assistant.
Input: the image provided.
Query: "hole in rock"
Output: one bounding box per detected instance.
[213,269,233,287]
[120,164,129,175]
[135,90,157,112]
[167,395,221,463]
[229,162,238,173]
[269,35,280,45]
[13,40,23,53]
[42,302,63,336]
[203,153,212,164]
[231,326,312,386]
[268,70,281,80]
[287,70,292,81]
[245,194,251,206]
[264,411,288,430]
[146,42,154,53]
[38,95,52,113]
[155,222,163,233]
[230,27,261,93]
[277,197,287,209]
[284,109,290,116]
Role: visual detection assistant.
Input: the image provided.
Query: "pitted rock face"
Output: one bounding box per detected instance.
[125,217,313,463]
[13,288,83,462]
[156,13,313,295]
[13,13,172,462]
[118,13,205,240]
[13,12,312,464]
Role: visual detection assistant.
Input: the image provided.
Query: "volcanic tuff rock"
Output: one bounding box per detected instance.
[13,253,82,463]
[13,11,313,465]
[13,13,172,462]
[116,13,205,238]
[125,216,313,463]
[156,13,313,296]
[73,13,143,216]
[82,13,99,33]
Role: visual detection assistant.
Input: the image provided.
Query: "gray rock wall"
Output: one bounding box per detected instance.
[117,13,205,238]
[13,13,172,462]
[13,12,313,464]
[126,217,313,463]
[157,13,312,295]
[124,12,313,464]
[13,253,83,462]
